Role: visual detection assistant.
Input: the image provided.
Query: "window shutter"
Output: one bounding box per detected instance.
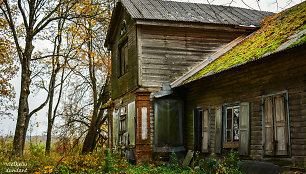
[194,108,202,151]
[215,106,222,154]
[263,97,274,156]
[239,102,250,155]
[202,109,210,153]
[113,109,120,146]
[128,101,136,146]
[274,95,289,156]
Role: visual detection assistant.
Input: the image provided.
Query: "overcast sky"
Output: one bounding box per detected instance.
[0,0,304,136]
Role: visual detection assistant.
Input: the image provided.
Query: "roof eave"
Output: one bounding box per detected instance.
[104,1,123,49]
[175,42,306,88]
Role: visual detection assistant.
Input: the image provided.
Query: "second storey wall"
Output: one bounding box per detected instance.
[111,10,138,99]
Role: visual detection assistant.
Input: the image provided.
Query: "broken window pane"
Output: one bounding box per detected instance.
[225,106,240,142]
[233,108,239,141]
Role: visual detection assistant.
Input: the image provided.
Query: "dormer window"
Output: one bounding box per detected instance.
[120,20,127,36]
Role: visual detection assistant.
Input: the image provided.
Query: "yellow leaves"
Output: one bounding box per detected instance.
[0,36,18,99]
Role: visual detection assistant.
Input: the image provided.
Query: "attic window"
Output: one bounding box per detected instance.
[120,20,127,36]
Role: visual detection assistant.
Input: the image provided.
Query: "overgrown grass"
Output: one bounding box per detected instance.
[0,139,245,173]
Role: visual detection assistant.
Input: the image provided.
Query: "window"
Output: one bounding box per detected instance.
[118,20,128,77]
[215,103,250,155]
[118,106,127,145]
[263,92,289,156]
[194,108,210,153]
[120,20,127,36]
[225,106,240,142]
[118,41,128,76]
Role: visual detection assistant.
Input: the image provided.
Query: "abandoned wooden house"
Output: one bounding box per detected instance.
[104,0,305,166]
[170,1,306,166]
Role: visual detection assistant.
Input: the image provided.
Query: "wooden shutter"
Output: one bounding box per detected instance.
[239,102,250,156]
[263,97,274,156]
[113,109,119,146]
[127,101,136,146]
[194,108,202,151]
[215,106,222,154]
[274,95,289,156]
[202,109,210,153]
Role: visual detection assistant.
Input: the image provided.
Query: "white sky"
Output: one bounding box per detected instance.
[0,0,304,136]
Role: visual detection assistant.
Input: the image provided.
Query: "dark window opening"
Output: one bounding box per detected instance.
[118,42,128,77]
[194,108,210,153]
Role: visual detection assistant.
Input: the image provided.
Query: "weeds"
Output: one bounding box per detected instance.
[0,138,246,174]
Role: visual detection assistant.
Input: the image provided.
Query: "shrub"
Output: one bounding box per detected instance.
[28,143,45,157]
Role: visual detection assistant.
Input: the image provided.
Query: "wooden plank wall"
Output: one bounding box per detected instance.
[111,10,138,99]
[179,44,306,163]
[139,25,245,88]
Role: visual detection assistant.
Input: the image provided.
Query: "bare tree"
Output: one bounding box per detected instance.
[0,0,79,156]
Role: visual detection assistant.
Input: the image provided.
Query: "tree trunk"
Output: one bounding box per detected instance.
[45,67,58,155]
[13,52,31,156]
[45,120,52,155]
[82,76,110,154]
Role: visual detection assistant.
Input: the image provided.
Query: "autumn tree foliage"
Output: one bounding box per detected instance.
[54,0,113,154]
[0,0,81,156]
[0,16,18,113]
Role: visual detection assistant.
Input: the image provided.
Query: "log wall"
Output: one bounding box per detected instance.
[178,44,306,164]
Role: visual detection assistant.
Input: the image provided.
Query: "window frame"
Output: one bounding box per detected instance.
[118,40,128,77]
[118,106,127,145]
[261,90,291,157]
[224,105,240,142]
[222,103,240,149]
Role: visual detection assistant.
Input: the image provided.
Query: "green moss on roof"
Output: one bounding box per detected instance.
[289,34,306,48]
[184,2,306,84]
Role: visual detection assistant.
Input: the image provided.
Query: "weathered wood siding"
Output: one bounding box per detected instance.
[138,25,245,87]
[179,44,306,163]
[111,10,138,99]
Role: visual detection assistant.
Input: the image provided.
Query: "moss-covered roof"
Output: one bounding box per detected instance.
[180,2,306,86]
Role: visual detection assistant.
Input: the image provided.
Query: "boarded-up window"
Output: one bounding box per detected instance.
[263,93,289,156]
[154,99,183,147]
[194,108,210,153]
